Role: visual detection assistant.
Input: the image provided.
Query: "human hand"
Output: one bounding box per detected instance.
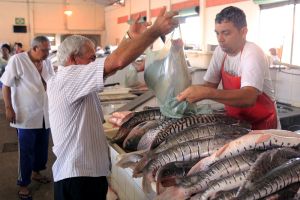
[176,85,211,103]
[128,15,152,39]
[150,6,179,38]
[5,107,16,123]
[108,111,134,127]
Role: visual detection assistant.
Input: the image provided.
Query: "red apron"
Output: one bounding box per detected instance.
[221,55,277,130]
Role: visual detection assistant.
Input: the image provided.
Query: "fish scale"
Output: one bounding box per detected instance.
[154,124,249,154]
[150,114,240,149]
[183,151,259,196]
[189,130,300,174]
[112,108,167,143]
[191,171,248,200]
[236,158,300,200]
[137,119,177,150]
[144,137,231,180]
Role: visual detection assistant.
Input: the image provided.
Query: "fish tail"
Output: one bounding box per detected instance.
[116,149,147,168]
[132,156,150,177]
[142,172,155,193]
[187,156,211,176]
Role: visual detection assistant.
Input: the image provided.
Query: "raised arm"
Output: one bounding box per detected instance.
[104,7,178,77]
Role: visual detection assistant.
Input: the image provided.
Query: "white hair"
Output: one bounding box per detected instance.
[57,35,95,66]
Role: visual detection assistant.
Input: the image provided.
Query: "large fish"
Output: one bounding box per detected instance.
[150,113,245,149]
[135,137,233,193]
[137,118,178,151]
[236,148,300,199]
[190,171,248,200]
[155,160,197,193]
[153,123,249,154]
[155,150,260,200]
[122,120,160,151]
[188,129,300,175]
[111,108,167,144]
[235,158,300,200]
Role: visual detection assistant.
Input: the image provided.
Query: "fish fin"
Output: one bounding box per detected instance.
[132,156,150,177]
[255,134,271,144]
[215,143,229,157]
[187,157,211,176]
[116,150,147,168]
[142,173,154,193]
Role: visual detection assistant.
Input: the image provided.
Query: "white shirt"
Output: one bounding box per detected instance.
[204,42,275,101]
[0,52,54,129]
[47,58,110,182]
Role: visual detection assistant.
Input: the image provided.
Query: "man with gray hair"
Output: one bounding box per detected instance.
[46,7,178,200]
[1,36,54,200]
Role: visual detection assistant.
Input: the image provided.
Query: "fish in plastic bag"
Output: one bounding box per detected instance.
[144,38,197,118]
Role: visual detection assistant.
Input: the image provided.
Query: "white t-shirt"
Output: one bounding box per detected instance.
[47,58,110,182]
[204,41,275,101]
[0,52,54,129]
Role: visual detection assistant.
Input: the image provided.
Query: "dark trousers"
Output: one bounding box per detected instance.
[54,176,108,200]
[17,127,50,186]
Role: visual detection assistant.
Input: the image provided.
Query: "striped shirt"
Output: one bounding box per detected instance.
[46,58,110,182]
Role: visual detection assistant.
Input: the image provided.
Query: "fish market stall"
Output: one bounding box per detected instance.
[102,92,224,200]
[102,97,300,200]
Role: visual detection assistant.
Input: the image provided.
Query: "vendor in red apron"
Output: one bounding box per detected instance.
[177,6,279,130]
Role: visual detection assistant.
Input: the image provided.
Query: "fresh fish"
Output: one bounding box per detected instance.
[190,171,248,200]
[154,123,249,154]
[188,129,300,175]
[150,113,244,149]
[263,182,300,200]
[235,158,300,200]
[111,108,167,144]
[237,147,300,196]
[122,120,160,151]
[137,119,177,151]
[155,161,197,194]
[115,149,147,169]
[136,137,233,193]
[155,150,260,200]
[212,189,238,200]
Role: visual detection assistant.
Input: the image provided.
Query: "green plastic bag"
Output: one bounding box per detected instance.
[144,32,196,118]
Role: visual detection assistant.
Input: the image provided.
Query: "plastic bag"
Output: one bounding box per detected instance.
[144,30,197,118]
[125,64,139,87]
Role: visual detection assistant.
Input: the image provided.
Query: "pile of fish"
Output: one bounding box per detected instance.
[111,108,300,200]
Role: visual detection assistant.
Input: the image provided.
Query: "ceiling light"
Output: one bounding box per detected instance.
[64,10,73,16]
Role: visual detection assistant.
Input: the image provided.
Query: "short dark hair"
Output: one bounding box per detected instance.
[1,44,11,53]
[215,6,247,29]
[15,42,23,48]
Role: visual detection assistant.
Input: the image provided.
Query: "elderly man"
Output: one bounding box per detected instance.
[46,7,178,200]
[1,36,54,200]
[177,6,279,130]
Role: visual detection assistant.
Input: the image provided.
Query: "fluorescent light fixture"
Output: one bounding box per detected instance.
[64,10,73,16]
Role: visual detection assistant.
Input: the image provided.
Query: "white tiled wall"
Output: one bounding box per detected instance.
[275,69,300,107]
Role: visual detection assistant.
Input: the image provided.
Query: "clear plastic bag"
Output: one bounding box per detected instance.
[125,64,140,87]
[144,28,197,118]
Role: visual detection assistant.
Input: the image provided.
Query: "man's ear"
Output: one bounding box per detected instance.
[66,54,76,65]
[33,46,38,52]
[241,27,248,39]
